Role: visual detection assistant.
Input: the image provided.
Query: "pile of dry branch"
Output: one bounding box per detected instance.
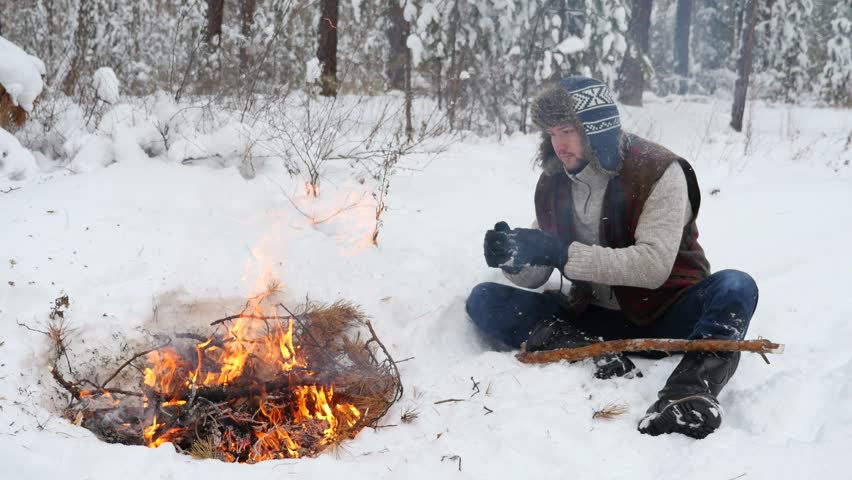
[0,84,29,131]
[49,292,402,463]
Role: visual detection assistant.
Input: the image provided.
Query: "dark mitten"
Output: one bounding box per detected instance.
[483,221,521,273]
[508,227,567,268]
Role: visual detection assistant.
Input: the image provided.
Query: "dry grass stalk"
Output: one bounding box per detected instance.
[47,318,72,355]
[400,406,419,424]
[592,402,628,420]
[188,437,220,460]
[0,85,29,131]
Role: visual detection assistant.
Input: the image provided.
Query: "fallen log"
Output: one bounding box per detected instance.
[516,338,783,364]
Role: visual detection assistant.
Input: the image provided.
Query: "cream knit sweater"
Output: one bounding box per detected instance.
[505,162,692,310]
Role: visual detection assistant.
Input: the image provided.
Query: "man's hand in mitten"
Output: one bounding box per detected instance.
[483,221,567,271]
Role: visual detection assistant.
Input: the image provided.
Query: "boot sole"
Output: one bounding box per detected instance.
[638,395,722,439]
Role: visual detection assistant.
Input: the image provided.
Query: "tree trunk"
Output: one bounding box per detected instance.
[673,0,693,94]
[317,0,339,96]
[405,35,414,143]
[46,0,55,63]
[435,57,443,110]
[386,0,408,91]
[731,0,742,61]
[239,0,257,71]
[200,0,225,91]
[446,0,461,129]
[206,0,225,49]
[518,2,548,133]
[731,0,758,132]
[130,3,141,60]
[62,0,94,96]
[619,0,653,106]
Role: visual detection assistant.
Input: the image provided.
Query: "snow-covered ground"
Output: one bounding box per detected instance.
[1,96,851,479]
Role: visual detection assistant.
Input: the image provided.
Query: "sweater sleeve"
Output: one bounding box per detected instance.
[562,162,691,289]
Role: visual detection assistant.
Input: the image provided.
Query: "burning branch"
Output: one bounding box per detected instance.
[210,313,296,326]
[51,365,82,400]
[100,341,172,389]
[516,338,784,365]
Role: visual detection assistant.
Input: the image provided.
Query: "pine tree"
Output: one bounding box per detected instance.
[757,0,814,102]
[819,0,852,106]
[691,0,732,71]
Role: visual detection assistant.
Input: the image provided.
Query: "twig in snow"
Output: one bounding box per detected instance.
[470,376,480,397]
[16,321,48,335]
[441,454,462,471]
[279,185,366,225]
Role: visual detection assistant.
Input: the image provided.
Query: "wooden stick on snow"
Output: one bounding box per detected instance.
[516,338,784,365]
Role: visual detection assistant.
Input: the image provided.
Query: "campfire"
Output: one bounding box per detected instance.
[49,286,402,463]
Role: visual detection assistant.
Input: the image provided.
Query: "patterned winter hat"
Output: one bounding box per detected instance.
[531,76,623,173]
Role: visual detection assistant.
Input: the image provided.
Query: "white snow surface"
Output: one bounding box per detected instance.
[1,96,852,479]
[0,127,37,180]
[0,35,45,112]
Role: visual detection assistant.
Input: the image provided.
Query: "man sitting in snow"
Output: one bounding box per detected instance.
[466,76,758,439]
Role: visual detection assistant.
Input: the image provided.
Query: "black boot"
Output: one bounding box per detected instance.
[523,318,640,379]
[638,351,740,439]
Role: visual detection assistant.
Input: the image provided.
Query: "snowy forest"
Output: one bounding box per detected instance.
[1,0,852,478]
[2,0,851,134]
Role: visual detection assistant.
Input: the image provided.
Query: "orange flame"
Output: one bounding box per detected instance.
[138,282,361,461]
[305,181,319,197]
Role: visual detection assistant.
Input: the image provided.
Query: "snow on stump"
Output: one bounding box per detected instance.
[0,36,45,131]
[49,288,402,462]
[92,67,120,104]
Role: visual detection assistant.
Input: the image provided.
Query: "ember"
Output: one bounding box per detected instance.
[51,289,402,463]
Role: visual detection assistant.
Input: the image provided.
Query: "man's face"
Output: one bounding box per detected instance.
[546,124,585,171]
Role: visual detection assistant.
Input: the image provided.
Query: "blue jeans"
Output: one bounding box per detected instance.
[466,270,759,348]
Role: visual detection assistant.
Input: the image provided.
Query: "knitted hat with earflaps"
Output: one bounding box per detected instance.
[532,76,623,175]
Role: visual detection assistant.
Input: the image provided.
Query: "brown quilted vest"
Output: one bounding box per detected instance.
[534,134,710,326]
